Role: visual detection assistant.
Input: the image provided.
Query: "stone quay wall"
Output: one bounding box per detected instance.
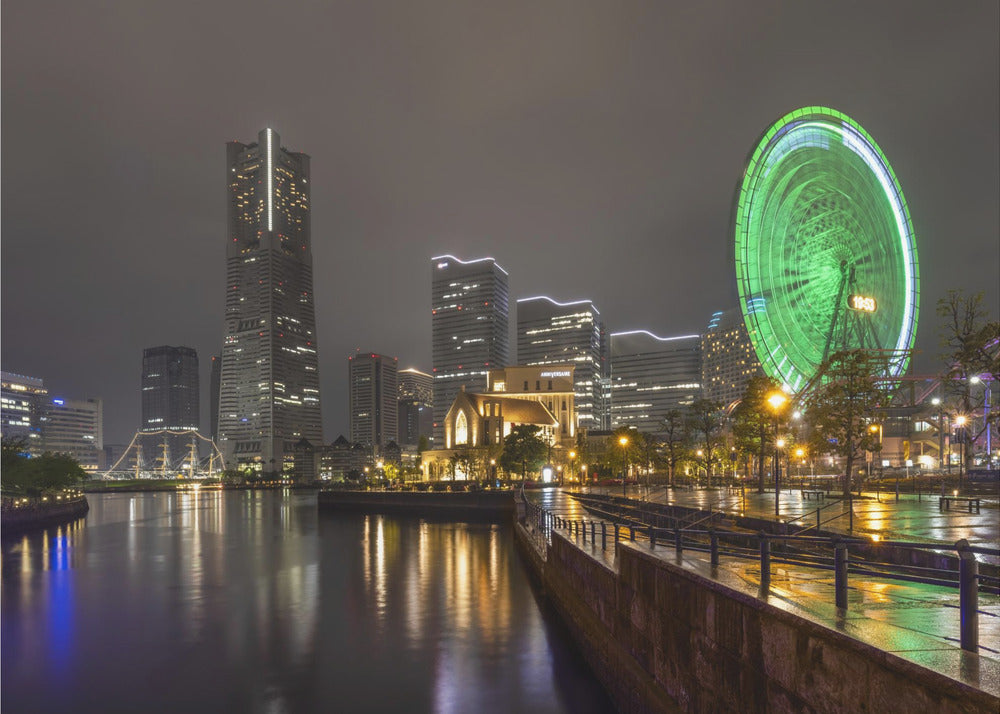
[515,521,998,714]
[1,496,89,536]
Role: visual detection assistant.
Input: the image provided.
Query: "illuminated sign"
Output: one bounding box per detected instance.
[848,294,877,313]
[540,371,571,378]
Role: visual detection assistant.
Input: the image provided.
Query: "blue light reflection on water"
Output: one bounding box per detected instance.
[1,491,613,714]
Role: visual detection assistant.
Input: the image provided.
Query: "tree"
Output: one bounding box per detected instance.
[685,398,725,484]
[659,410,688,486]
[803,350,892,496]
[731,375,783,493]
[417,434,430,457]
[1,445,87,497]
[499,425,548,480]
[937,290,1000,472]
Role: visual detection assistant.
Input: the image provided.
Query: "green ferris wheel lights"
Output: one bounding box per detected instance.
[734,107,919,391]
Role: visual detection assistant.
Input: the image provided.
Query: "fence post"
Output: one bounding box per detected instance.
[629,525,635,541]
[759,533,770,590]
[957,539,979,652]
[710,529,719,566]
[591,521,595,544]
[835,539,848,610]
[816,506,821,532]
[614,523,619,544]
[601,522,607,550]
[650,526,656,548]
[674,528,682,554]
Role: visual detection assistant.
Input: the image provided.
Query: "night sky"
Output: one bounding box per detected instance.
[3,1,998,445]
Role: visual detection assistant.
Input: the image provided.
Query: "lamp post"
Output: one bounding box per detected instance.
[795,448,805,482]
[955,415,968,483]
[619,435,629,499]
[932,397,946,473]
[567,450,576,487]
[767,391,788,517]
[490,458,497,487]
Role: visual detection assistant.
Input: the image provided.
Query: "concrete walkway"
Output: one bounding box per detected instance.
[524,487,1000,700]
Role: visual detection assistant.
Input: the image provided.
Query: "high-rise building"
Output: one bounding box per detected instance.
[517,296,606,430]
[217,129,323,474]
[431,255,509,444]
[348,352,398,453]
[701,308,762,407]
[397,367,433,446]
[40,396,103,471]
[139,346,200,467]
[1,372,47,454]
[209,354,221,442]
[609,330,702,434]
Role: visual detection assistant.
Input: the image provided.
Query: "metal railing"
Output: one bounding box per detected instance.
[518,494,998,653]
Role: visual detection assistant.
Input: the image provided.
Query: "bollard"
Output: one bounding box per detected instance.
[674,528,682,554]
[759,533,770,590]
[601,522,607,550]
[710,529,719,566]
[835,540,848,610]
[629,526,636,541]
[957,540,979,652]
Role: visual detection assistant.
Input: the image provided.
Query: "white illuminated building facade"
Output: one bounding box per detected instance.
[217,129,322,474]
[39,396,103,471]
[610,330,702,434]
[516,296,606,430]
[1,372,47,453]
[431,255,509,445]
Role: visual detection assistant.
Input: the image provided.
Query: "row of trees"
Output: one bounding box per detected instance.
[1,438,88,497]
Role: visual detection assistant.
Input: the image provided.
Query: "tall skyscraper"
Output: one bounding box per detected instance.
[609,330,702,434]
[139,346,200,466]
[701,308,762,407]
[1,372,47,453]
[517,296,606,430]
[217,129,323,474]
[348,352,398,453]
[397,367,433,446]
[431,255,509,444]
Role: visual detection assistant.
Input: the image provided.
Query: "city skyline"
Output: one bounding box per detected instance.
[2,2,998,444]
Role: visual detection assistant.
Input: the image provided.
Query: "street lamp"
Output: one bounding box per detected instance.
[490,458,497,487]
[568,450,576,486]
[619,435,629,499]
[955,414,968,481]
[767,391,788,516]
[794,447,805,479]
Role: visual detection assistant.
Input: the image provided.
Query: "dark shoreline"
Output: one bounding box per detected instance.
[317,488,515,518]
[1,496,90,537]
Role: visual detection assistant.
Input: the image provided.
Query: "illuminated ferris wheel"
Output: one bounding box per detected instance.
[734,107,919,391]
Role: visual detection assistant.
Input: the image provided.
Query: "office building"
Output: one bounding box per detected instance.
[517,296,606,429]
[610,330,702,433]
[139,346,200,466]
[701,308,762,407]
[217,129,323,474]
[40,397,103,471]
[349,352,398,454]
[397,367,433,446]
[1,372,47,452]
[431,255,509,444]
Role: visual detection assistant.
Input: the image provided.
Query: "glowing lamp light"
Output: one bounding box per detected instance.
[767,392,788,411]
[955,415,968,427]
[776,439,786,449]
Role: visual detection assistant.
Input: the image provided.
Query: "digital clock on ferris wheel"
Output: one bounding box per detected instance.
[848,294,878,313]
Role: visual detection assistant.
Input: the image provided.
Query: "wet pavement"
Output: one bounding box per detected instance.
[524,486,1000,699]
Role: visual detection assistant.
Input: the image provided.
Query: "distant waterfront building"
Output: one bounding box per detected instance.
[217,129,323,474]
[517,296,606,430]
[40,396,103,471]
[349,352,398,454]
[1,372,47,453]
[209,354,221,442]
[701,308,762,407]
[139,346,200,466]
[431,255,509,444]
[397,367,433,446]
[609,330,702,433]
[485,365,577,443]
